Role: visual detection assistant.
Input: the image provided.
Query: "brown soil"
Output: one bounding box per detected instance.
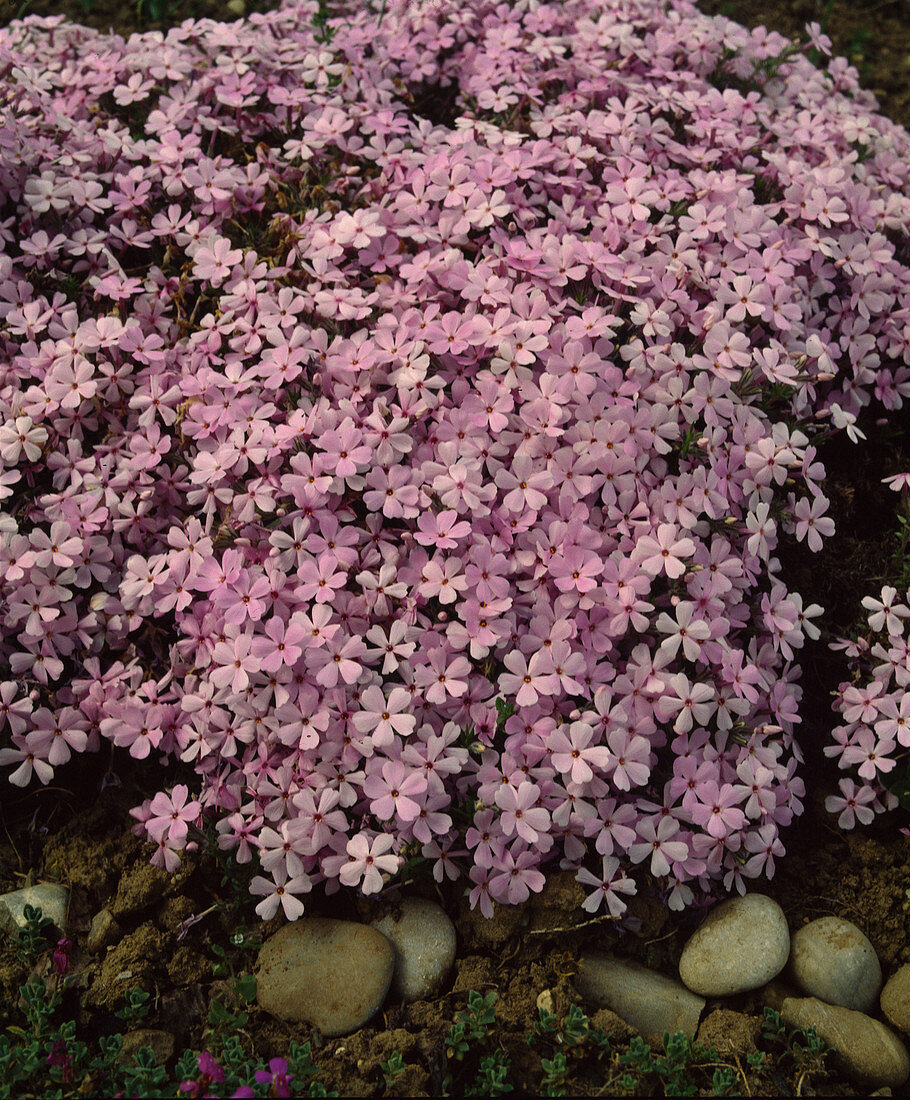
[0,0,909,1095]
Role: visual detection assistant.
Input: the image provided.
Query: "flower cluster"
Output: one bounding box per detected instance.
[1,0,909,919]
[826,581,910,828]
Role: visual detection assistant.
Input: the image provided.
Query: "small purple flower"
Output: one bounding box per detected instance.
[52,936,71,974]
[255,1056,294,1097]
[179,1052,225,1098]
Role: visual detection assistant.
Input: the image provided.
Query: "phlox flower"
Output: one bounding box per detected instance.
[494,780,550,844]
[250,864,312,921]
[250,616,308,672]
[635,523,695,579]
[839,727,897,781]
[351,684,416,746]
[192,237,242,287]
[549,721,611,786]
[576,855,637,916]
[861,586,910,636]
[628,815,690,878]
[412,647,471,704]
[689,780,746,838]
[0,732,54,787]
[0,416,48,462]
[488,847,546,905]
[338,833,400,894]
[824,777,877,829]
[146,784,201,844]
[499,650,560,707]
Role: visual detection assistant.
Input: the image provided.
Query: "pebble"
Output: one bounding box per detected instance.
[788,916,881,1012]
[86,909,121,954]
[678,892,789,996]
[255,918,394,1037]
[782,995,910,1090]
[881,964,910,1037]
[0,883,68,936]
[577,953,705,1042]
[371,897,456,1003]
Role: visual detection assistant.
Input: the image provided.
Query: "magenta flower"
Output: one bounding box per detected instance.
[255,1057,294,1097]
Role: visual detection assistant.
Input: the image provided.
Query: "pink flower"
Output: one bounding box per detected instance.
[549,721,611,786]
[250,617,308,672]
[628,815,689,877]
[146,784,201,844]
[351,684,416,746]
[494,781,550,844]
[576,856,637,916]
[635,524,695,579]
[363,761,427,823]
[839,728,897,781]
[250,864,312,921]
[689,781,746,838]
[338,833,400,894]
[489,847,546,904]
[192,236,242,286]
[825,778,877,829]
[499,650,560,708]
[413,647,471,704]
[211,633,261,694]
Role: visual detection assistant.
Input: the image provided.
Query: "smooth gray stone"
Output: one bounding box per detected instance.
[255,918,394,1037]
[577,953,705,1041]
[782,995,909,1090]
[679,893,789,996]
[881,964,910,1038]
[371,897,456,1002]
[788,916,881,1012]
[0,883,68,935]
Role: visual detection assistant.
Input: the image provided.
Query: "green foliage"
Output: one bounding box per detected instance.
[616,1031,728,1096]
[12,905,56,966]
[114,988,151,1025]
[539,1050,568,1096]
[760,1007,828,1082]
[466,1049,512,1096]
[446,990,499,1058]
[380,1050,406,1088]
[286,1040,338,1098]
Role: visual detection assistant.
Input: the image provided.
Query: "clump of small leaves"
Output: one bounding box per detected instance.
[760,1007,828,1089]
[380,1050,406,1090]
[12,905,55,967]
[441,990,501,1096]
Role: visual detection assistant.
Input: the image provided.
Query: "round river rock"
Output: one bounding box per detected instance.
[255,918,394,1037]
[788,916,881,1012]
[881,964,910,1037]
[679,892,790,997]
[371,897,456,1002]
